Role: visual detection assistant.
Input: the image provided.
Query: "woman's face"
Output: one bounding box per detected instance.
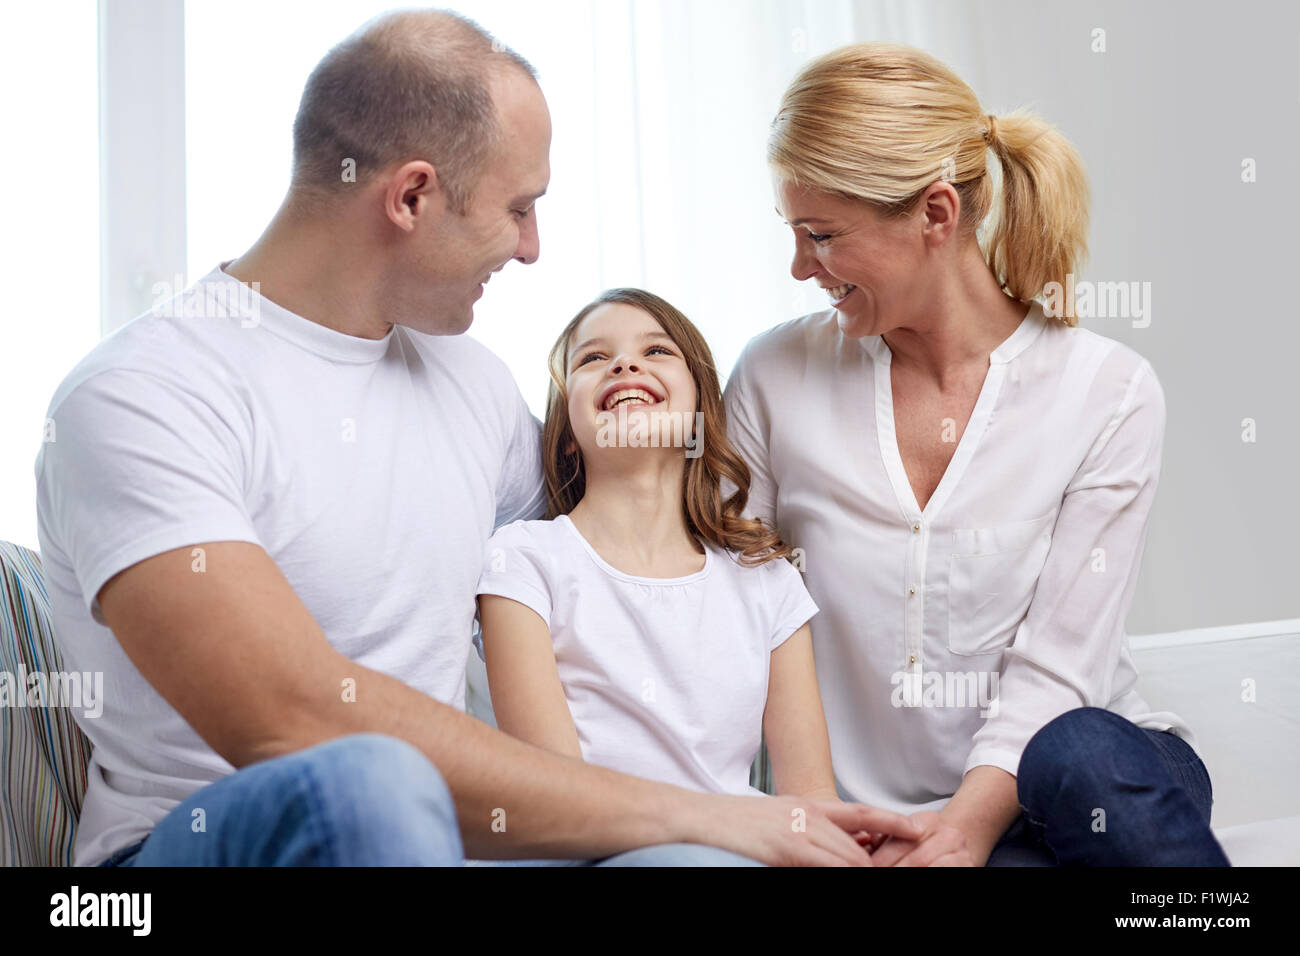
[773,174,929,339]
[564,302,698,461]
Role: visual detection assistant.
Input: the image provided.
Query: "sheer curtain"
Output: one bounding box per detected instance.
[0,2,99,550]
[184,0,856,415]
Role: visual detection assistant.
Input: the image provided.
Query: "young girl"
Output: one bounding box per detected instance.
[474,288,841,803]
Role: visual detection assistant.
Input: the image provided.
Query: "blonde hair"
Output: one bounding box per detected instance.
[768,42,1089,324]
[542,288,792,566]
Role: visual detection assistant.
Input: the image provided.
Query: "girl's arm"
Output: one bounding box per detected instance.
[477,594,583,760]
[762,623,839,800]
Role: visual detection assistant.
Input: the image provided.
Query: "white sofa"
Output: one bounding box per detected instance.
[467,618,1300,865]
[1130,619,1300,865]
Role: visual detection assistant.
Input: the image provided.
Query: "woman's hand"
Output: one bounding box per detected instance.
[868,811,977,867]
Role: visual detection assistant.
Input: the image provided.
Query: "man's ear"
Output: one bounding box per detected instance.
[384,160,442,232]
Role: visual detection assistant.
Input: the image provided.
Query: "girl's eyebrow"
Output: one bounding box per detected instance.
[571,330,674,355]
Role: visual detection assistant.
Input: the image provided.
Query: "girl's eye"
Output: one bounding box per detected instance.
[577,352,602,366]
[647,345,673,356]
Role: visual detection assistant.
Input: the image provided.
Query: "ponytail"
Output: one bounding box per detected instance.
[981,108,1091,321]
[769,43,1091,324]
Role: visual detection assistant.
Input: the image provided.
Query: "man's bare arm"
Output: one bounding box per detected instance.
[98,541,921,863]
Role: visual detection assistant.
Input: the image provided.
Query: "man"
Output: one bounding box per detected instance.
[35,8,919,867]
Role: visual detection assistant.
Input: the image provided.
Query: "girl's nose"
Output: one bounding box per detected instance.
[611,357,639,374]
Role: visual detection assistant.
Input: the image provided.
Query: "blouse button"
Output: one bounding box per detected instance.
[912,523,920,533]
[908,587,916,596]
[909,655,916,665]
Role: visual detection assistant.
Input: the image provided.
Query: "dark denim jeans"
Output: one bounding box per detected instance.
[986,707,1230,866]
[97,733,760,867]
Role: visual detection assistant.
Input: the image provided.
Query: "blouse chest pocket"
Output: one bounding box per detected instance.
[946,511,1056,657]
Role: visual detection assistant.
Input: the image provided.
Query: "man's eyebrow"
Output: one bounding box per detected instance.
[775,206,830,227]
[571,329,674,355]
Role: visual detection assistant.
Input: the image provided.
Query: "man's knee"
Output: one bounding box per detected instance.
[297,733,455,818]
[275,733,462,864]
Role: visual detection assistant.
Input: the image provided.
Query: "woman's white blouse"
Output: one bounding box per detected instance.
[723,300,1194,815]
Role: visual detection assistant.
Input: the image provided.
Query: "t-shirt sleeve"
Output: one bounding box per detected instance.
[763,554,818,652]
[493,388,547,530]
[473,522,554,661]
[35,368,261,625]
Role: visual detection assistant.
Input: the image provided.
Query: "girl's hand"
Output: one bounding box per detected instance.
[870,811,976,867]
[687,792,926,867]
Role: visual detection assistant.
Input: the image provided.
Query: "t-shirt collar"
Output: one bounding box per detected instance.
[200,261,395,364]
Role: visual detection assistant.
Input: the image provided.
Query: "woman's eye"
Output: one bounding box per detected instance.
[808,232,832,243]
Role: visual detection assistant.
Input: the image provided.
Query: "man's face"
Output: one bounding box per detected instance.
[409,69,551,335]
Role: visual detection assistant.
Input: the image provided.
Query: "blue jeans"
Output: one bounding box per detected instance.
[986,707,1230,866]
[97,734,760,867]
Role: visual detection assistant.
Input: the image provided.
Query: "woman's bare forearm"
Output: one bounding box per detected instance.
[939,765,1020,865]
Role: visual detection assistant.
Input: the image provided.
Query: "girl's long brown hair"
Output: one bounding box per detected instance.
[542,288,791,567]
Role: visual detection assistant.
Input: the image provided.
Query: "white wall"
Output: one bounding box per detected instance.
[850,0,1300,634]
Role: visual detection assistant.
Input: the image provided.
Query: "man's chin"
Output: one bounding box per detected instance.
[399,308,475,337]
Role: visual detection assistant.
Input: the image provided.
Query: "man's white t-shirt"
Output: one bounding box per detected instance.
[34,264,546,866]
[475,514,818,796]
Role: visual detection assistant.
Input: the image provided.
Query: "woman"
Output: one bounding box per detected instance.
[724,42,1228,866]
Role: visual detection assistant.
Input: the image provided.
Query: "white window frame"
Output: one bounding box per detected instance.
[98,0,187,334]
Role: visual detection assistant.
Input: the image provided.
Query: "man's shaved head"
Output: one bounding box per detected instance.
[290,8,537,214]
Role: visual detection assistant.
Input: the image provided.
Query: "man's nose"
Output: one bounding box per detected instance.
[514,210,540,265]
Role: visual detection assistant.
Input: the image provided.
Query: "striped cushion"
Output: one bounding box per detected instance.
[0,541,91,866]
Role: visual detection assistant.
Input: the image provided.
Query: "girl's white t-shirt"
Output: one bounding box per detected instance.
[475,515,818,797]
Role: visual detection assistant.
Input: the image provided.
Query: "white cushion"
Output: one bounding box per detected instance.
[1131,621,1300,864]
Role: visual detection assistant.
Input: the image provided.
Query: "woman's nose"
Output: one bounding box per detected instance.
[791,242,817,281]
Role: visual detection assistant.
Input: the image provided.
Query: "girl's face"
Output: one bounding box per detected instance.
[564,302,698,461]
[773,174,929,339]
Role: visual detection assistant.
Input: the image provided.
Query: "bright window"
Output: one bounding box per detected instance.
[0,1,99,549]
